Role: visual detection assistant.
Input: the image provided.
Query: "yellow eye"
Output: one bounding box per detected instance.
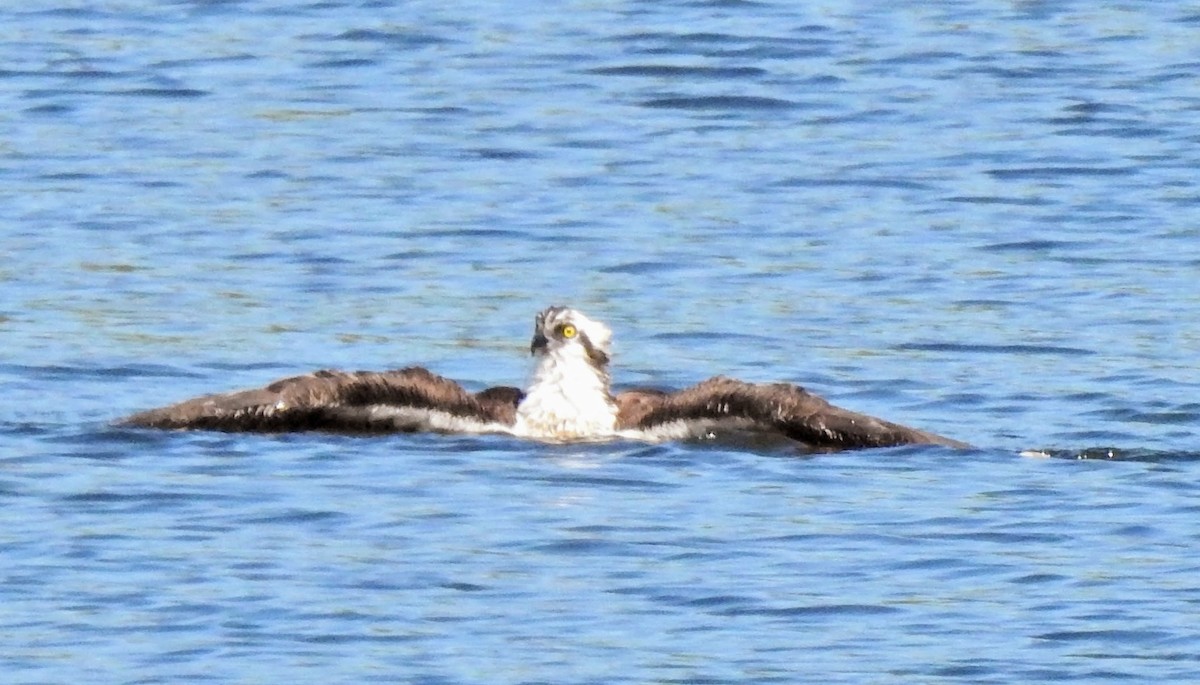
[561,324,577,339]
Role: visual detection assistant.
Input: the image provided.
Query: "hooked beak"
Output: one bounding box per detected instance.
[530,331,549,356]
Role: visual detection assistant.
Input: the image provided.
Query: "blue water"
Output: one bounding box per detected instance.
[4,1,1200,682]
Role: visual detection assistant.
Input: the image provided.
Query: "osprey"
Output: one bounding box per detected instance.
[121,306,967,451]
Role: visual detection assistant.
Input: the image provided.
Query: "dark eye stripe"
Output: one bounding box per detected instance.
[577,330,610,366]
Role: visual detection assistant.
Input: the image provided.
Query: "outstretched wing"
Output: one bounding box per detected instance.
[616,376,967,450]
[120,367,523,434]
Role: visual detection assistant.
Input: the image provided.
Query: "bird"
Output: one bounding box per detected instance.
[119,306,968,451]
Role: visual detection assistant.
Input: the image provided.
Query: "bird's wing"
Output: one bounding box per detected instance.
[616,376,967,450]
[120,367,522,434]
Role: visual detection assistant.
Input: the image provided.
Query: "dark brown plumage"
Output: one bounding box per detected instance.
[614,376,968,449]
[120,367,522,434]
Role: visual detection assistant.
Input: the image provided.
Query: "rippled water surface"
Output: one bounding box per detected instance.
[4,1,1200,683]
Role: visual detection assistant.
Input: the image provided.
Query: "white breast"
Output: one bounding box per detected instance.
[513,346,618,441]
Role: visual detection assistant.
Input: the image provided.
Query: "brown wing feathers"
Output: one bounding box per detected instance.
[120,367,521,433]
[617,376,966,449]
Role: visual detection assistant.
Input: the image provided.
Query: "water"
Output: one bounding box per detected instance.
[3,1,1200,682]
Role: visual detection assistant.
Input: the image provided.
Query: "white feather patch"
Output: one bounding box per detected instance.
[337,405,511,435]
[514,342,618,441]
[617,417,761,443]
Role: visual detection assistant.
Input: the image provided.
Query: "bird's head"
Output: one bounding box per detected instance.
[529,306,612,367]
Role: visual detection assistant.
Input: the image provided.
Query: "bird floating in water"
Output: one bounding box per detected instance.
[121,306,967,451]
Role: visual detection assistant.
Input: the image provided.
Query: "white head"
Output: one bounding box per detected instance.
[529,305,613,371]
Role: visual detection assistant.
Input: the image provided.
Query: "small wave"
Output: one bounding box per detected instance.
[599,260,688,275]
[894,342,1094,356]
[639,95,799,111]
[324,28,451,48]
[587,65,767,78]
[986,166,1136,179]
[774,176,932,191]
[117,87,208,98]
[945,195,1054,206]
[977,239,1083,252]
[1020,447,1200,462]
